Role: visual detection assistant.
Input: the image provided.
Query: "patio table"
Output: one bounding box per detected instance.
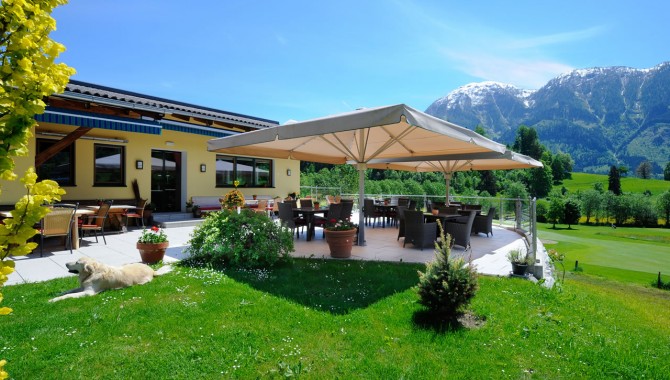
[293,207,326,241]
[374,203,397,228]
[86,205,136,232]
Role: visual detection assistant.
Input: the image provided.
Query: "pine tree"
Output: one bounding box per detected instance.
[664,162,670,181]
[608,165,622,195]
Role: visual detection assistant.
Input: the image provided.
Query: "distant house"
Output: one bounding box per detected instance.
[3,80,299,211]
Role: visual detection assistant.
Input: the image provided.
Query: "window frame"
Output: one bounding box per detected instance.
[36,138,76,186]
[93,143,126,187]
[215,155,274,188]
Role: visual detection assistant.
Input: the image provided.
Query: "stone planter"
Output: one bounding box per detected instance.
[324,229,357,258]
[137,241,169,264]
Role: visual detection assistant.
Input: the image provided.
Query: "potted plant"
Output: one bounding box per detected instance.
[185,198,193,213]
[507,248,532,276]
[221,180,245,211]
[324,218,358,258]
[252,194,257,200]
[137,226,169,264]
[192,204,202,218]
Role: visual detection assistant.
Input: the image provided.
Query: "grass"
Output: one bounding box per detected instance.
[2,259,670,379]
[557,172,670,196]
[538,224,670,285]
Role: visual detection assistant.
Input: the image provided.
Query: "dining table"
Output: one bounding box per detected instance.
[374,203,397,228]
[292,207,326,241]
[86,204,137,232]
[0,208,95,250]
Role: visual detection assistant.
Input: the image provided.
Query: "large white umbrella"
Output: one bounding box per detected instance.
[208,104,508,245]
[365,150,543,202]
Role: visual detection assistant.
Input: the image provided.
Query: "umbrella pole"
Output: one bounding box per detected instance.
[444,172,452,205]
[357,163,366,246]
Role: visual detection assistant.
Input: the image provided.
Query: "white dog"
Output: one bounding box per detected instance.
[49,257,172,302]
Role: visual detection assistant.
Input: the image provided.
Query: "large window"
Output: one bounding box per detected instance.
[216,155,273,187]
[94,144,125,186]
[36,138,75,186]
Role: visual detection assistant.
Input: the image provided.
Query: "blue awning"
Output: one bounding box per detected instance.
[35,107,163,135]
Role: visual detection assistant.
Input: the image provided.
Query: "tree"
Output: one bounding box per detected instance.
[476,170,497,196]
[0,0,74,347]
[512,125,544,160]
[657,190,670,227]
[579,189,602,224]
[664,162,670,181]
[550,151,574,184]
[635,161,652,179]
[563,198,581,229]
[546,190,565,229]
[608,165,622,195]
[527,151,553,198]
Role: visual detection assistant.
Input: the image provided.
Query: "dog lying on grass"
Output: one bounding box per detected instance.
[49,257,172,302]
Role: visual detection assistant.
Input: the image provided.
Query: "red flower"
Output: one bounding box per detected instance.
[151,226,159,232]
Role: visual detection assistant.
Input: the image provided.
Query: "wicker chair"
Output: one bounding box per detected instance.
[402,210,437,251]
[395,205,408,241]
[123,198,147,229]
[339,200,354,221]
[363,198,382,227]
[278,202,306,238]
[39,204,78,256]
[444,210,477,251]
[314,203,343,237]
[473,207,496,237]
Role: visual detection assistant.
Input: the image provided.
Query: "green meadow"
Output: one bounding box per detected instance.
[558,172,669,196]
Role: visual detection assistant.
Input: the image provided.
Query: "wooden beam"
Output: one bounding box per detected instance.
[35,127,92,167]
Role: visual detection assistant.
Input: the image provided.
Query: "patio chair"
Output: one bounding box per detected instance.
[271,197,282,218]
[38,204,78,256]
[439,206,461,215]
[314,203,343,237]
[407,199,417,210]
[253,199,268,215]
[123,198,147,229]
[473,207,496,237]
[402,210,437,251]
[300,198,313,208]
[80,200,113,245]
[363,198,382,227]
[396,205,408,241]
[340,199,354,221]
[278,202,306,238]
[444,210,477,251]
[397,198,410,207]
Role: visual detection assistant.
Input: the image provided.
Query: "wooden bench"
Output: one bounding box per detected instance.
[191,196,222,213]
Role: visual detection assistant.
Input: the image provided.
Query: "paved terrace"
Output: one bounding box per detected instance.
[5,213,550,286]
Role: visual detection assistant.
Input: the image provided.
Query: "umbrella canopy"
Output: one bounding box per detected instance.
[364,150,544,201]
[208,104,508,245]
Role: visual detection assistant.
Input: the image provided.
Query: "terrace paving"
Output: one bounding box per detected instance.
[5,212,551,286]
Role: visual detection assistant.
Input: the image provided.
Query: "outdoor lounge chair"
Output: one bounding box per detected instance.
[444,210,476,251]
[402,210,437,250]
[473,207,496,237]
[38,204,78,256]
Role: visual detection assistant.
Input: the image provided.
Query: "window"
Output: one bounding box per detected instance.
[36,138,75,186]
[94,144,125,186]
[216,155,273,187]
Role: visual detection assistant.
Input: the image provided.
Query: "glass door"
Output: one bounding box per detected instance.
[151,150,181,212]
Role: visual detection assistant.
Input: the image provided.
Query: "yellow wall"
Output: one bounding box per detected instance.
[0,123,301,210]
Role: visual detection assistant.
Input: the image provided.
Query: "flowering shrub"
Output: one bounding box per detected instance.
[325,219,357,231]
[138,226,168,244]
[184,209,293,268]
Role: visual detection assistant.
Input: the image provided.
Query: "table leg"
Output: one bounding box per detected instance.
[72,218,80,249]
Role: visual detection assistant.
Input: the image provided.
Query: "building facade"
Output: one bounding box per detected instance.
[2,80,300,211]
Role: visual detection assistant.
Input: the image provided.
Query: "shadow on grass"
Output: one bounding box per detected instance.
[412,309,486,334]
[206,258,425,315]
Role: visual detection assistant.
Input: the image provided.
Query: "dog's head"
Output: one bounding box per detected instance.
[65,257,98,275]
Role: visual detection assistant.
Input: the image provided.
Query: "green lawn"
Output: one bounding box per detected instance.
[558,172,670,195]
[538,224,670,284]
[2,259,670,379]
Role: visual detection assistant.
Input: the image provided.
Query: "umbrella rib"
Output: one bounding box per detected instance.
[366,124,416,161]
[318,133,357,161]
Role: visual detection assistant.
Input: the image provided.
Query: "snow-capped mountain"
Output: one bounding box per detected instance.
[425,63,670,174]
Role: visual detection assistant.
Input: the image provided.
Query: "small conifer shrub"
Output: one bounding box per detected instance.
[417,224,479,319]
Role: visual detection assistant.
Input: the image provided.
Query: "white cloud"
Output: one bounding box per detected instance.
[506,26,608,49]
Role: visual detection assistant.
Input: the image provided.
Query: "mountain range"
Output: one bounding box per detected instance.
[425,62,670,175]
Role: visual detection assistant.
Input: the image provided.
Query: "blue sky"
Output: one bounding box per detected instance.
[52,0,669,124]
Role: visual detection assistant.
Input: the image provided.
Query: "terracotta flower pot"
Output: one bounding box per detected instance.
[137,241,169,264]
[324,229,357,258]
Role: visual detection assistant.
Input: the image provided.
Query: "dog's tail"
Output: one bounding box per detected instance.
[154,264,173,276]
